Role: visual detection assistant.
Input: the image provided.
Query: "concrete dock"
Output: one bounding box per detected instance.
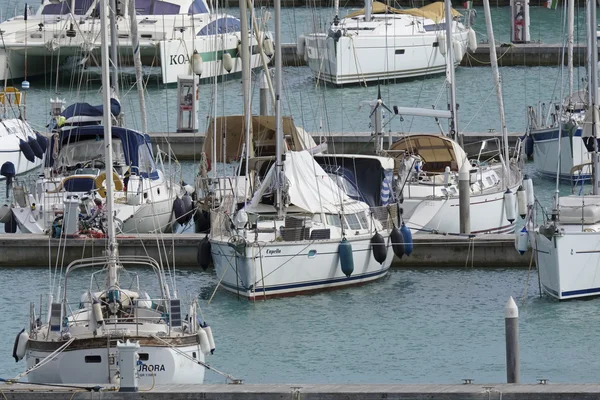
[150,131,522,161]
[0,233,530,267]
[0,383,598,400]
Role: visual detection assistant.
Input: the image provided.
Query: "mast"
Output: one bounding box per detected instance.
[109,0,119,96]
[128,0,147,133]
[590,0,600,194]
[100,0,118,286]
[586,1,592,107]
[443,0,460,147]
[274,0,283,218]
[239,0,251,191]
[483,0,510,188]
[567,0,574,98]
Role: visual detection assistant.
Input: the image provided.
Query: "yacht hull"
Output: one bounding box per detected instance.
[531,126,589,182]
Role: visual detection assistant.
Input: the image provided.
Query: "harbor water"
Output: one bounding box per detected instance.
[0,0,597,387]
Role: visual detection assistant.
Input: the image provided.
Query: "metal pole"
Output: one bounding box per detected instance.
[443,0,460,146]
[109,0,119,96]
[128,0,147,133]
[274,0,283,218]
[567,0,574,98]
[260,69,269,116]
[459,162,470,234]
[590,0,600,195]
[505,296,520,384]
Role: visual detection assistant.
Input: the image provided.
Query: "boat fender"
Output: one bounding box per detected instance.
[524,135,534,159]
[173,197,186,225]
[1,161,15,181]
[515,226,529,255]
[92,299,104,326]
[201,322,216,354]
[181,194,193,225]
[523,175,534,207]
[198,235,212,271]
[95,171,123,198]
[438,34,446,56]
[19,139,35,163]
[370,232,387,264]
[12,329,28,362]
[27,137,44,160]
[194,209,211,233]
[192,51,203,76]
[400,223,413,256]
[453,40,464,61]
[35,132,48,153]
[338,238,354,277]
[467,27,478,51]
[222,52,233,73]
[263,37,275,57]
[197,327,211,355]
[4,210,17,233]
[503,189,516,223]
[0,204,12,224]
[517,185,527,219]
[296,34,306,57]
[390,226,405,258]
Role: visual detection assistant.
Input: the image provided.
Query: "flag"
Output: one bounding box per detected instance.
[544,0,558,9]
[463,1,473,9]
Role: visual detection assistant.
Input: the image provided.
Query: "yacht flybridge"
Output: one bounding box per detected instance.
[0,0,272,83]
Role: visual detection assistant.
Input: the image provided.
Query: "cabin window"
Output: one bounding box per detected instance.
[188,0,209,14]
[345,214,362,230]
[133,0,181,15]
[395,49,405,55]
[85,355,102,363]
[42,0,94,15]
[432,42,439,47]
[197,17,241,36]
[138,353,149,361]
[357,211,369,229]
[192,352,197,359]
[486,177,493,186]
[326,214,341,227]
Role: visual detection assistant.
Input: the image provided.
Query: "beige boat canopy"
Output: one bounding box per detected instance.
[202,115,318,163]
[345,1,462,22]
[390,134,467,172]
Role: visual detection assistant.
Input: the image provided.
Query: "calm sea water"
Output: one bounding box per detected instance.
[0,0,597,386]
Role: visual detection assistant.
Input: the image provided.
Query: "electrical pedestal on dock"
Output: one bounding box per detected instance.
[510,0,530,43]
[176,75,199,133]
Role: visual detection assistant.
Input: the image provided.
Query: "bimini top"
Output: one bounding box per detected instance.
[345,1,461,22]
[46,125,158,179]
[202,115,319,163]
[390,134,467,172]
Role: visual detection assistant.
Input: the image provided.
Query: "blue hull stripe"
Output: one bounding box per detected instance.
[535,169,591,183]
[220,267,390,294]
[561,286,600,298]
[531,127,582,141]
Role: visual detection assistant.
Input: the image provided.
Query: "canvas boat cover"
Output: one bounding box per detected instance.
[345,1,461,22]
[61,98,122,119]
[390,134,467,172]
[559,195,600,224]
[246,151,364,214]
[202,115,320,163]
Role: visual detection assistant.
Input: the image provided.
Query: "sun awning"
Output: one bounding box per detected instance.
[390,134,467,171]
[345,1,461,23]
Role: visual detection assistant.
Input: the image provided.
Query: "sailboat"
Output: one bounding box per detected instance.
[9,0,220,386]
[374,0,523,235]
[531,0,600,300]
[527,0,590,182]
[207,0,395,299]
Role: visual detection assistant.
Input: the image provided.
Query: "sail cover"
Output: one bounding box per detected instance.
[246,151,352,214]
[61,98,122,119]
[345,1,461,22]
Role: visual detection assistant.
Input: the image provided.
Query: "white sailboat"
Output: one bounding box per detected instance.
[302,0,477,85]
[375,0,522,235]
[207,0,396,299]
[531,0,600,300]
[10,0,221,385]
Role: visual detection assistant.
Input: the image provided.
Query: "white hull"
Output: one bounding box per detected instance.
[534,227,600,300]
[304,20,470,85]
[211,235,393,299]
[531,127,589,181]
[26,342,204,385]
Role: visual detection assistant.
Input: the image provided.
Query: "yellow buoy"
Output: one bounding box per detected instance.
[95,171,124,198]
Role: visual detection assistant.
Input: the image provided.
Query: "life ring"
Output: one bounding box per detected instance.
[95,171,123,198]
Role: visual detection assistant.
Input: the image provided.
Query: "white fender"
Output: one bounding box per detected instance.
[453,39,464,61]
[13,329,29,361]
[197,328,211,355]
[202,325,216,354]
[467,27,478,51]
[222,53,233,73]
[515,226,529,255]
[524,177,534,207]
[192,52,203,76]
[296,34,306,58]
[438,34,446,56]
[503,189,516,223]
[517,186,527,219]
[263,37,275,56]
[93,301,104,326]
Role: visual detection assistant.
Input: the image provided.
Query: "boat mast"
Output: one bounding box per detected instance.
[483,0,510,188]
[567,0,574,98]
[128,0,147,133]
[239,0,251,193]
[109,0,119,97]
[274,0,283,218]
[589,0,600,194]
[100,0,118,286]
[443,0,460,147]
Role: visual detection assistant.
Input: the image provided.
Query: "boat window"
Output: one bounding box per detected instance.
[395,49,405,55]
[137,143,158,179]
[42,0,94,15]
[85,355,102,363]
[56,139,125,168]
[197,17,241,35]
[326,214,341,227]
[424,23,446,31]
[486,176,493,186]
[132,0,180,15]
[188,0,209,14]
[345,213,362,230]
[138,353,149,361]
[327,173,360,199]
[357,211,369,229]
